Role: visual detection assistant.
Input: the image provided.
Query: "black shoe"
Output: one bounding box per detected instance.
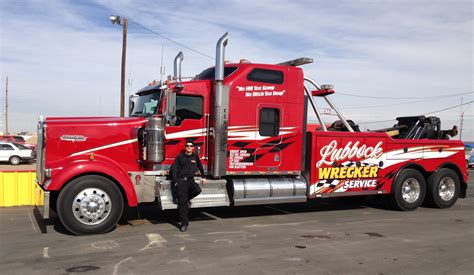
[180,224,188,232]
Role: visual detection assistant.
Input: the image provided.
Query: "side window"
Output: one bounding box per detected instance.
[1,144,14,150]
[176,95,203,123]
[247,68,284,84]
[259,108,280,136]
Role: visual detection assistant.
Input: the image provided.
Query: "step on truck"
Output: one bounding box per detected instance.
[35,33,468,235]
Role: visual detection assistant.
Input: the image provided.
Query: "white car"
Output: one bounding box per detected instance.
[0,142,36,165]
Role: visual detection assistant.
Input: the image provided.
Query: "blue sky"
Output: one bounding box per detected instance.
[1,0,473,140]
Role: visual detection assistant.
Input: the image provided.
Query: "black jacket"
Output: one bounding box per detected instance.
[171,152,205,182]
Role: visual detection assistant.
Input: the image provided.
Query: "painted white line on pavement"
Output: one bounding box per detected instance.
[266,205,292,214]
[207,231,249,235]
[43,247,49,258]
[112,256,132,275]
[214,239,233,244]
[27,210,38,233]
[140,233,167,251]
[91,240,119,250]
[201,211,222,220]
[168,258,192,264]
[245,220,319,228]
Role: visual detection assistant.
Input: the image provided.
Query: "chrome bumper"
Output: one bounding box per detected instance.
[34,181,50,219]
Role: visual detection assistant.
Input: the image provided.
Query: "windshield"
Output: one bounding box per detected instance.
[131,90,162,117]
[13,142,28,149]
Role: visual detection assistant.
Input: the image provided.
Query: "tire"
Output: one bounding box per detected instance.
[425,168,460,208]
[9,156,21,165]
[56,175,124,235]
[389,168,426,211]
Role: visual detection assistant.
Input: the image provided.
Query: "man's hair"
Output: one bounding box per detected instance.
[185,140,195,146]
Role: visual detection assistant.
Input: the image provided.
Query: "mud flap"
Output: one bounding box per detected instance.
[34,182,50,219]
[155,177,229,210]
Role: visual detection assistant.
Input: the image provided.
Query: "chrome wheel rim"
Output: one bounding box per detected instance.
[72,188,111,225]
[401,178,420,203]
[438,177,455,202]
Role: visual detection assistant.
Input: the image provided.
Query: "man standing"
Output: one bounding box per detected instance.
[171,140,207,232]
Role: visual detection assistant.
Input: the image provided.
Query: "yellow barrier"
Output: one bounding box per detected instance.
[0,171,38,207]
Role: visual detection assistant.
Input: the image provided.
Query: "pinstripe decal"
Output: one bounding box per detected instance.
[70,138,138,157]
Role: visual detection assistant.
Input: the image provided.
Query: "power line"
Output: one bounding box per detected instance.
[359,100,473,125]
[129,19,215,60]
[343,97,444,110]
[336,91,473,100]
[424,100,473,115]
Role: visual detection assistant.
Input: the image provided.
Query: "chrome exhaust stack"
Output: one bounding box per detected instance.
[211,33,229,178]
[173,51,184,82]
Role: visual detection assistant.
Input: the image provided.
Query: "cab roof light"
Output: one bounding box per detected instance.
[311,84,335,97]
[277,57,314,67]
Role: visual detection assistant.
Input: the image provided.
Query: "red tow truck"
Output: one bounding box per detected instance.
[35,33,468,235]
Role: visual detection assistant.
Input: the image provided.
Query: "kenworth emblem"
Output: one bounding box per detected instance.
[60,135,87,142]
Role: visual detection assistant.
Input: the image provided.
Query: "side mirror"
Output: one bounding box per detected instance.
[129,95,138,116]
[165,90,177,125]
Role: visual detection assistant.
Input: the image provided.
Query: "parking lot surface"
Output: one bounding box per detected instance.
[1,170,473,274]
[0,163,36,171]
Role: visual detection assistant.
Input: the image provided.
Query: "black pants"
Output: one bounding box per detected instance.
[176,178,201,226]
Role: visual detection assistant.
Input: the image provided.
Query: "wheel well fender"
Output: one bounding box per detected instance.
[47,155,138,206]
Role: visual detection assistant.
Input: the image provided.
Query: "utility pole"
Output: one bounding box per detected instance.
[4,76,8,135]
[120,17,127,117]
[110,15,128,117]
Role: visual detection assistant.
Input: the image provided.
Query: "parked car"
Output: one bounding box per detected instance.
[0,142,36,165]
[466,145,474,168]
[0,135,37,152]
[0,135,25,142]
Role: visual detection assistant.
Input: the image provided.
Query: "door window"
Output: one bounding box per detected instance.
[259,108,280,136]
[175,95,203,124]
[1,144,14,150]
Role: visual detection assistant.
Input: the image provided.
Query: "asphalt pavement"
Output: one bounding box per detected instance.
[0,170,473,274]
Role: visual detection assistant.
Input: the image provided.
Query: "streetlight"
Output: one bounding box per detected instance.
[110,15,128,117]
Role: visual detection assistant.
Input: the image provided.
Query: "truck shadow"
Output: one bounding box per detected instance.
[127,196,393,228]
[41,197,394,235]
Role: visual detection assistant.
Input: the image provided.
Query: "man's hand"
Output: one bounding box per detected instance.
[201,178,207,184]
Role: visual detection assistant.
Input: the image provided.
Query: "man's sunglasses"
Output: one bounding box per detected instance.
[185,145,194,148]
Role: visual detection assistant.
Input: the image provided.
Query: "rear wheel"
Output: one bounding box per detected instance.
[57,175,124,235]
[389,168,426,211]
[425,168,460,208]
[9,156,21,165]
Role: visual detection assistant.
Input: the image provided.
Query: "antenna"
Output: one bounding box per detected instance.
[4,76,8,135]
[459,97,464,140]
[160,45,165,84]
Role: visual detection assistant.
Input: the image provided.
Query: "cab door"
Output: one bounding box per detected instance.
[164,94,208,165]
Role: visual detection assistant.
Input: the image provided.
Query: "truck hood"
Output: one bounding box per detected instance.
[46,116,146,126]
[44,116,147,172]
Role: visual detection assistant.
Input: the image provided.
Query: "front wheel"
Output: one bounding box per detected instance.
[9,156,21,165]
[425,168,460,208]
[57,175,124,235]
[389,168,426,211]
